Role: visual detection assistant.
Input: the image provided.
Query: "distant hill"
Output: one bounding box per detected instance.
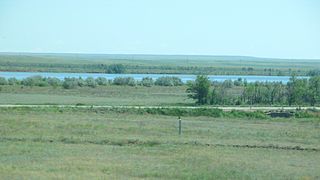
[0,52,319,75]
[0,52,319,62]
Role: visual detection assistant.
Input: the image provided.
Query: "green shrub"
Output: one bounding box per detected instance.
[95,77,108,86]
[0,77,8,85]
[47,77,62,87]
[86,77,98,88]
[21,76,48,87]
[227,110,267,119]
[106,64,125,74]
[195,108,223,117]
[8,77,20,85]
[155,76,183,86]
[113,77,136,86]
[63,78,79,89]
[295,110,318,118]
[77,78,86,87]
[140,77,154,87]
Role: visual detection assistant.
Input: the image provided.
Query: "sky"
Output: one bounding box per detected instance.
[0,0,320,59]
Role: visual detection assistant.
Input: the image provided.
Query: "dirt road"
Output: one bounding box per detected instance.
[0,104,318,111]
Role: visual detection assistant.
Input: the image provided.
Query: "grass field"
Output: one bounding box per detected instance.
[1,53,319,75]
[0,85,192,106]
[0,107,319,179]
[1,85,319,179]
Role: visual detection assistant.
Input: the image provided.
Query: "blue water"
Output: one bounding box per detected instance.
[0,71,307,83]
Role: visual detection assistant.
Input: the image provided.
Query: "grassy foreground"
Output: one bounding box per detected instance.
[0,107,319,179]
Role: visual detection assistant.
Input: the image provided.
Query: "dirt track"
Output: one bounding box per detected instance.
[0,104,318,111]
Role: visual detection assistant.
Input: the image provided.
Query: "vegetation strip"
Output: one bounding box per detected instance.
[0,104,319,110]
[1,137,318,152]
[0,105,319,118]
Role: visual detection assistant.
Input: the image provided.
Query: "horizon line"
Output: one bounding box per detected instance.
[0,51,320,60]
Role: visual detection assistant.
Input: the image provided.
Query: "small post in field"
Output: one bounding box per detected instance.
[178,116,182,135]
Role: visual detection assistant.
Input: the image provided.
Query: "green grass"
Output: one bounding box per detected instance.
[0,85,268,108]
[2,142,319,179]
[1,53,319,75]
[0,85,192,106]
[0,107,319,179]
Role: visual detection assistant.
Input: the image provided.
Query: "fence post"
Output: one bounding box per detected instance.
[178,116,182,135]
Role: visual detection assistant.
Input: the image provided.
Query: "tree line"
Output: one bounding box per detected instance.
[1,60,316,76]
[187,75,320,106]
[0,76,183,89]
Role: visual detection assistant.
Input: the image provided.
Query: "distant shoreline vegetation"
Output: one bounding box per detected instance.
[1,63,318,76]
[0,76,184,88]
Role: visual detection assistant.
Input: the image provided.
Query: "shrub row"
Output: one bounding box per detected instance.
[3,106,320,119]
[0,76,184,89]
[84,107,268,119]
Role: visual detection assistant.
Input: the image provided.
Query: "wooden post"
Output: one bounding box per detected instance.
[178,116,182,135]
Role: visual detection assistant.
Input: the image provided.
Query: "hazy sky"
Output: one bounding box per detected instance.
[0,0,319,58]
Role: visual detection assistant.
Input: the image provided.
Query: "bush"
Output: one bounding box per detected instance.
[47,77,62,87]
[0,77,8,85]
[295,110,316,118]
[113,77,136,86]
[86,77,98,88]
[106,64,125,74]
[193,108,223,117]
[77,77,86,87]
[187,75,210,105]
[63,78,79,89]
[227,110,267,119]
[21,76,48,87]
[222,80,234,88]
[155,76,183,86]
[95,77,108,86]
[140,77,154,87]
[233,78,243,86]
[8,77,20,85]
